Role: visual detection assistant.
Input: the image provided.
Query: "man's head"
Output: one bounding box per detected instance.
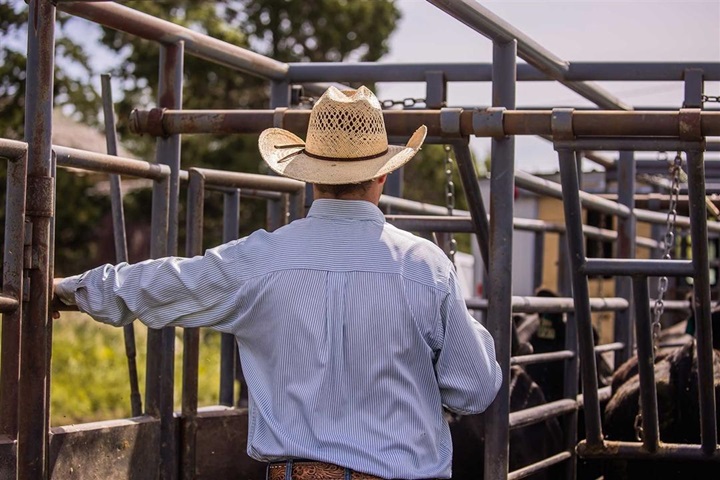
[258,86,426,197]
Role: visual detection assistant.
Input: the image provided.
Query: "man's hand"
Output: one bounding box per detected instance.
[51,277,64,319]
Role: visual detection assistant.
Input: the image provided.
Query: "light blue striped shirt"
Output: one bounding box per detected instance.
[56,199,502,479]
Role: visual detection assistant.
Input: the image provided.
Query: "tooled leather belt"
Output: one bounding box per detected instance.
[267,460,383,480]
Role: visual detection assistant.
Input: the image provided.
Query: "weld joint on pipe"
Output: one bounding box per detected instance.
[439,107,463,137]
[473,107,505,138]
[130,107,167,137]
[188,167,207,182]
[551,108,575,143]
[678,108,703,142]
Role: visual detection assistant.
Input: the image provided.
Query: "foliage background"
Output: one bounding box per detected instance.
[0,0,479,423]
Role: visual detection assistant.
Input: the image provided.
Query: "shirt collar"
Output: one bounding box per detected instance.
[307,199,386,224]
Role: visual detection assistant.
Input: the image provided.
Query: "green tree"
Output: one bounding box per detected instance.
[0,0,402,273]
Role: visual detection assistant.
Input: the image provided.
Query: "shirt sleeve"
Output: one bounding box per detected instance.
[434,267,502,415]
[57,240,245,331]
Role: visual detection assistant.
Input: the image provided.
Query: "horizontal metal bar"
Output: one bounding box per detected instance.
[583,259,694,277]
[578,386,612,409]
[386,215,475,233]
[554,138,707,152]
[287,61,720,83]
[190,167,304,193]
[509,399,577,430]
[508,451,573,480]
[634,207,720,233]
[610,159,720,177]
[425,0,631,110]
[577,440,720,461]
[54,145,171,180]
[566,62,720,81]
[515,170,632,218]
[465,296,628,313]
[516,169,720,235]
[129,108,720,138]
[593,342,625,354]
[383,212,655,251]
[511,350,575,366]
[0,294,19,313]
[58,2,288,80]
[0,138,28,161]
[288,62,546,82]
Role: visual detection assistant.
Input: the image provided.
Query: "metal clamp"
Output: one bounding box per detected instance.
[551,108,575,141]
[678,108,703,141]
[26,175,55,218]
[273,107,288,128]
[472,107,505,138]
[131,107,168,137]
[440,108,463,137]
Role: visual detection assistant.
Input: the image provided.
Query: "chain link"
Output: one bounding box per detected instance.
[636,151,683,441]
[702,94,720,103]
[444,145,458,263]
[652,151,683,347]
[381,97,426,109]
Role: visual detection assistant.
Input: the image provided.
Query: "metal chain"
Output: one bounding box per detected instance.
[702,94,720,103]
[444,145,458,263]
[652,151,683,348]
[381,97,426,109]
[636,150,683,441]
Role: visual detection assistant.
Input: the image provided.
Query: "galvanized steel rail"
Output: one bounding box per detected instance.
[3,1,720,479]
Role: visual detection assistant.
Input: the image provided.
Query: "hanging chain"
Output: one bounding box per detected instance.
[652,151,683,349]
[702,94,720,103]
[444,145,458,263]
[381,97,426,109]
[636,151,684,441]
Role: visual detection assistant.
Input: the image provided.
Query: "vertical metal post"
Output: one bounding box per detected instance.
[0,150,27,440]
[100,74,143,418]
[630,275,660,452]
[533,231,545,291]
[563,307,579,480]
[686,148,718,453]
[147,41,184,480]
[557,148,604,446]
[557,233,571,296]
[17,2,55,479]
[384,168,404,202]
[288,187,305,222]
[614,150,636,366]
[269,81,291,229]
[181,170,204,480]
[683,69,704,108]
[453,140,491,273]
[219,190,240,406]
[484,39,516,480]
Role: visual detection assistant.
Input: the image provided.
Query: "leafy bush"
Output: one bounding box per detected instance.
[50,312,226,425]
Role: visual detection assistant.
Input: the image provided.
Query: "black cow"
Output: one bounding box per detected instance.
[448,365,564,480]
[603,306,720,479]
[603,340,720,479]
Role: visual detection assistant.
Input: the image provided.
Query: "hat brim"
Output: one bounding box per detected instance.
[258,125,427,185]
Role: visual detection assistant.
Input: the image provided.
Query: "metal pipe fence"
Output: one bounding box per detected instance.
[3,1,720,479]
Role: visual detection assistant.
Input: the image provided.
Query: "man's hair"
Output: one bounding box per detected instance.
[315,180,374,198]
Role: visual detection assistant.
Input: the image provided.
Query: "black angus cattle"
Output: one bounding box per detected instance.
[603,307,720,479]
[514,308,613,402]
[448,365,564,480]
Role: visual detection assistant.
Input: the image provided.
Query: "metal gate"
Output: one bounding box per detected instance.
[1,1,720,479]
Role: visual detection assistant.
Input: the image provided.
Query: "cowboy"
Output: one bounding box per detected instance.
[54,86,502,479]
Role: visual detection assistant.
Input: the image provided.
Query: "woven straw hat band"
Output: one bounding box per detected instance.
[304,87,389,159]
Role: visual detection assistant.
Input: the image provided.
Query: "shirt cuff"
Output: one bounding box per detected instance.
[54,274,83,306]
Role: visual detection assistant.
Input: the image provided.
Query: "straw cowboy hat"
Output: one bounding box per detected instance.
[258,86,427,185]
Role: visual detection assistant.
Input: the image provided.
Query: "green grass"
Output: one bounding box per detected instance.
[49,312,227,426]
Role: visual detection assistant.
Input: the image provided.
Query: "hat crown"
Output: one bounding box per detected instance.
[305,86,388,159]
